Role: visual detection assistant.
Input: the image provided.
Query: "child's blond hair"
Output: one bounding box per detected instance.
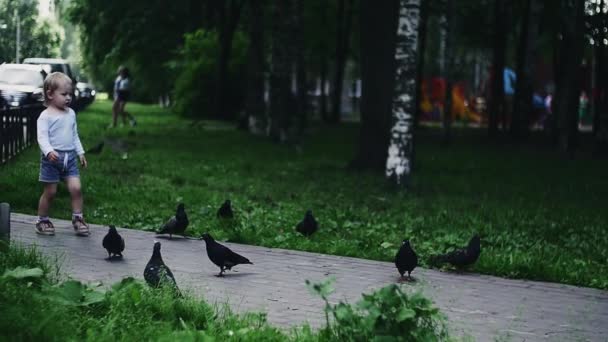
[43,72,72,106]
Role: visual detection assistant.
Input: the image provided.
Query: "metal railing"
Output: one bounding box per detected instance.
[0,105,44,165]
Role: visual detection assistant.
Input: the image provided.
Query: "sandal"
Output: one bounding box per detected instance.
[35,220,55,236]
[72,217,90,236]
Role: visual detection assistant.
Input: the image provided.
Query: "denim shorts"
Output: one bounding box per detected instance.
[39,150,80,183]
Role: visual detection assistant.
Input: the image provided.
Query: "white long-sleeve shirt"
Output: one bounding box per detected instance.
[37,107,85,156]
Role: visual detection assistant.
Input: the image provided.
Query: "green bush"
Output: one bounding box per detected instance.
[0,244,313,341]
[308,279,451,341]
[170,29,248,119]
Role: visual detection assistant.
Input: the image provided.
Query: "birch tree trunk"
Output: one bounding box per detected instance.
[386,0,420,186]
[592,0,608,152]
[413,0,429,129]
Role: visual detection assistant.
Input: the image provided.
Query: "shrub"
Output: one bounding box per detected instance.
[307,279,451,342]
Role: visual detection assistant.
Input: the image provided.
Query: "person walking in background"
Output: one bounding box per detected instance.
[112,66,136,127]
[503,67,516,130]
[36,72,89,236]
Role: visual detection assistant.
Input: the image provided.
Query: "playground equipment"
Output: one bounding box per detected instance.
[419,77,483,124]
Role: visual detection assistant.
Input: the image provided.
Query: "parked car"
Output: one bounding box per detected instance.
[23,58,82,110]
[23,58,76,85]
[0,63,46,108]
[75,81,96,108]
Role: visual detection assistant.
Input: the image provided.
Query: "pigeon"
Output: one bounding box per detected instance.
[296,210,318,237]
[394,239,418,280]
[143,241,181,295]
[102,225,125,259]
[86,141,104,154]
[157,203,189,239]
[431,234,481,269]
[126,112,137,127]
[217,200,234,219]
[201,233,253,277]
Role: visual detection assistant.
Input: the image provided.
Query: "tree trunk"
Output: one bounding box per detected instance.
[245,0,266,135]
[386,0,420,186]
[413,0,429,129]
[329,0,354,124]
[512,0,540,138]
[295,0,307,137]
[216,0,244,120]
[592,0,608,152]
[488,0,505,138]
[441,0,453,145]
[351,0,398,170]
[319,2,329,121]
[269,0,294,142]
[554,0,584,154]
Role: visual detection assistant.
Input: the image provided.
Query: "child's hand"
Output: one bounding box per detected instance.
[79,155,88,168]
[47,151,59,162]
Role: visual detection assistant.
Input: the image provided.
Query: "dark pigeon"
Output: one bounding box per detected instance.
[394,239,418,280]
[86,141,104,154]
[201,233,253,277]
[431,234,481,269]
[296,210,318,237]
[102,225,125,259]
[217,200,234,219]
[143,241,181,295]
[157,203,189,239]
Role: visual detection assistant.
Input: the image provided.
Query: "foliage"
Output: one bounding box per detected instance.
[2,101,608,290]
[1,243,451,341]
[307,278,451,341]
[0,0,62,63]
[170,29,249,118]
[0,244,314,341]
[67,0,194,100]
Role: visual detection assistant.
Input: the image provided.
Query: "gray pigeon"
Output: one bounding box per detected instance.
[296,210,318,237]
[394,239,417,280]
[143,241,181,295]
[86,141,104,154]
[217,200,234,219]
[431,234,481,269]
[201,233,253,277]
[157,203,189,239]
[102,225,125,259]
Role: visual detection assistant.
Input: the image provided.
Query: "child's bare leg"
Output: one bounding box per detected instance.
[37,183,57,217]
[66,177,83,214]
[119,101,128,125]
[67,177,89,235]
[112,99,120,127]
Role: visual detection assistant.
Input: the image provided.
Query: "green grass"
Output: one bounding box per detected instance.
[1,100,607,289]
[0,243,450,341]
[0,243,313,341]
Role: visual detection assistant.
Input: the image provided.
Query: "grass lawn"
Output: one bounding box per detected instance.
[1,100,607,289]
[0,244,449,340]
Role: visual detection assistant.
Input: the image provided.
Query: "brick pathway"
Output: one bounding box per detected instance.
[9,213,608,341]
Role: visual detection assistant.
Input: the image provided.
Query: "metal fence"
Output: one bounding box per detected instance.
[0,105,44,166]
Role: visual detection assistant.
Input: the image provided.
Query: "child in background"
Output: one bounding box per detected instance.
[36,72,89,236]
[112,66,136,127]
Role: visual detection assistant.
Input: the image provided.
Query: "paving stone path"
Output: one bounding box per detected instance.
[9,213,608,341]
